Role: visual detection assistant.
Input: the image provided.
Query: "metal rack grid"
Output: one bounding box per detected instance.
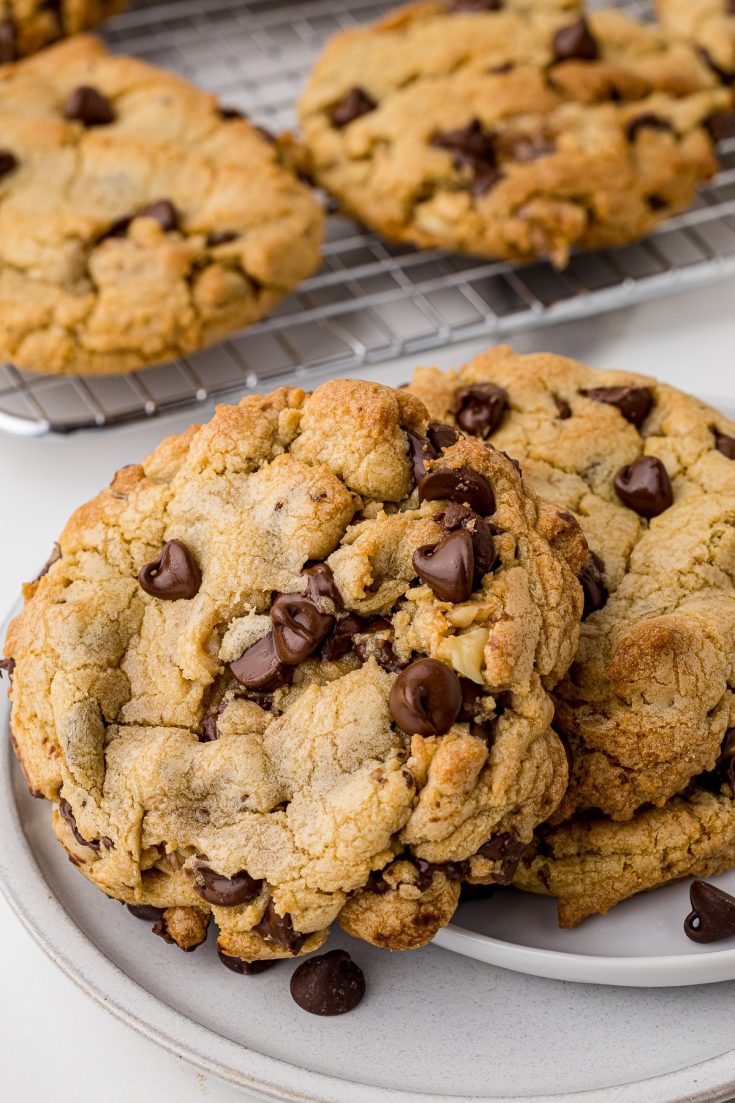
[1,0,734,436]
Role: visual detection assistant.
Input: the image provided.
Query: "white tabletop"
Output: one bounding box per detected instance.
[2,278,735,1103]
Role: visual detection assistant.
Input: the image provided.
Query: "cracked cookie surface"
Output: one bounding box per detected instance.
[4,377,583,960]
[0,35,324,376]
[299,2,731,266]
[0,1,127,63]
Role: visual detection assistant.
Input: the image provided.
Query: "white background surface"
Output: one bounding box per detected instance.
[2,278,735,1102]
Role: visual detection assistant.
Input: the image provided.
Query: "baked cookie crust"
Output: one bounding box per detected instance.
[0,1,127,63]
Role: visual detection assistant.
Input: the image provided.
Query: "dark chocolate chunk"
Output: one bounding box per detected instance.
[552,18,598,62]
[0,657,15,679]
[389,658,462,737]
[353,618,406,674]
[582,385,654,428]
[471,169,503,197]
[302,562,344,611]
[139,199,180,231]
[614,456,673,518]
[253,900,307,953]
[413,529,474,602]
[218,948,275,974]
[455,382,508,438]
[406,428,437,484]
[578,551,608,620]
[290,949,366,1015]
[194,866,262,907]
[431,118,496,175]
[230,633,293,691]
[419,465,495,515]
[58,798,100,850]
[319,613,365,663]
[139,539,201,600]
[0,150,17,179]
[626,114,675,142]
[206,230,239,247]
[715,431,735,459]
[0,20,15,65]
[715,727,735,791]
[459,881,497,902]
[218,105,245,120]
[271,594,334,664]
[330,87,376,128]
[127,903,165,922]
[553,394,572,420]
[437,503,495,585]
[427,422,462,451]
[449,0,502,10]
[65,86,116,126]
[684,880,735,943]
[476,831,525,884]
[704,112,733,142]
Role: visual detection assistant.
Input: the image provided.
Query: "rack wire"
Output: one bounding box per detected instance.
[1,0,734,436]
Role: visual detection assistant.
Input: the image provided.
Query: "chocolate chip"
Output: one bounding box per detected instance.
[0,657,15,680]
[705,112,733,142]
[389,658,462,737]
[139,539,201,600]
[476,831,525,884]
[58,798,100,851]
[471,170,503,197]
[218,105,245,120]
[552,18,598,62]
[437,504,495,584]
[127,903,165,922]
[449,0,502,10]
[199,706,222,743]
[230,632,294,691]
[253,900,307,953]
[218,948,275,974]
[431,119,496,176]
[0,20,15,64]
[626,114,675,142]
[715,431,735,459]
[614,456,673,518]
[206,230,239,247]
[302,562,344,611]
[271,594,335,664]
[427,423,461,451]
[406,429,437,484]
[194,866,262,907]
[319,613,365,663]
[459,881,497,902]
[582,385,654,428]
[413,529,474,602]
[64,86,115,126]
[553,395,572,420]
[419,465,495,516]
[290,949,366,1015]
[353,618,406,674]
[330,87,376,128]
[647,194,667,212]
[684,880,735,943]
[458,676,483,722]
[716,728,735,791]
[455,382,508,438]
[578,551,608,619]
[699,47,734,84]
[139,199,180,232]
[0,150,17,179]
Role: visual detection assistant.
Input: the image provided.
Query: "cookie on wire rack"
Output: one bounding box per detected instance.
[0,0,127,63]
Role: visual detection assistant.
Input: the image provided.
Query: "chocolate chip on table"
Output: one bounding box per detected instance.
[218,948,276,974]
[413,529,475,602]
[449,0,502,10]
[253,900,307,953]
[0,150,17,179]
[578,551,608,620]
[194,866,262,907]
[64,85,116,126]
[353,618,406,674]
[139,539,201,600]
[330,86,376,128]
[58,798,100,850]
[0,19,15,64]
[127,903,165,922]
[427,422,461,451]
[290,949,366,1015]
[626,114,675,142]
[419,465,495,516]
[455,382,508,438]
[552,17,598,62]
[684,880,735,943]
[459,881,497,902]
[230,632,294,691]
[389,658,462,737]
[437,503,495,584]
[582,385,654,428]
[206,230,239,247]
[614,456,673,518]
[431,119,496,176]
[715,431,735,459]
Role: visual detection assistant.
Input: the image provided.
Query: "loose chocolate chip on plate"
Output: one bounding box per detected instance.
[218,948,275,974]
[271,593,334,664]
[206,230,239,247]
[139,539,201,600]
[614,456,673,518]
[0,19,15,64]
[389,658,462,737]
[419,465,495,516]
[715,431,735,459]
[582,385,654,428]
[427,422,461,451]
[0,150,17,179]
[552,17,598,62]
[195,866,262,907]
[330,86,376,128]
[626,114,675,142]
[290,949,366,1016]
[431,119,496,175]
[253,900,307,954]
[578,552,608,619]
[65,85,116,126]
[684,880,735,943]
[127,903,165,922]
[449,0,502,10]
[413,529,474,603]
[230,632,294,691]
[58,798,100,850]
[455,382,508,438]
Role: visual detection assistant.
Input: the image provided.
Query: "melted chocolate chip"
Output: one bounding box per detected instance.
[230,632,294,692]
[0,20,15,64]
[127,903,165,922]
[253,900,307,953]
[218,948,275,974]
[0,150,17,179]
[65,86,116,126]
[389,658,462,737]
[614,456,673,518]
[552,18,598,62]
[684,880,735,943]
[578,551,608,620]
[419,465,495,516]
[406,428,437,484]
[715,431,735,459]
[413,529,474,602]
[582,385,653,428]
[330,87,376,128]
[353,619,406,673]
[449,0,502,10]
[58,799,100,850]
[626,114,675,142]
[431,119,496,179]
[319,613,365,663]
[271,594,334,664]
[290,949,366,1015]
[302,562,344,611]
[437,503,495,585]
[427,422,461,451]
[553,395,572,420]
[194,866,262,907]
[206,230,239,247]
[476,831,525,884]
[139,539,201,600]
[139,199,180,231]
[455,382,508,438]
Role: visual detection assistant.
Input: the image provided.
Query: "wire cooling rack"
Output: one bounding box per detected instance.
[1,0,734,436]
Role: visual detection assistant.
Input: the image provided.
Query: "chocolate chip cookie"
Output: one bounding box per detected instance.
[0,35,324,375]
[657,0,735,87]
[0,1,126,63]
[4,378,585,960]
[299,2,731,266]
